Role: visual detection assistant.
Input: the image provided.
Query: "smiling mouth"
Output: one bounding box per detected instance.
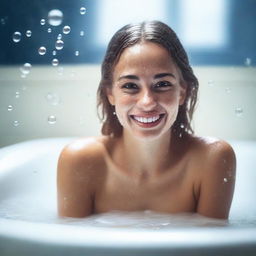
[130,114,165,126]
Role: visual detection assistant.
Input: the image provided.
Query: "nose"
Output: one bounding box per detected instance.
[137,89,157,110]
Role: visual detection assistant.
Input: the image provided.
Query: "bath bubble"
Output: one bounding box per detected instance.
[26,30,32,37]
[208,80,214,86]
[47,28,52,33]
[38,46,46,55]
[20,63,32,75]
[80,7,86,15]
[244,58,252,67]
[75,50,79,56]
[80,30,85,36]
[57,34,62,40]
[12,32,21,43]
[13,120,20,127]
[225,87,231,94]
[52,50,57,56]
[46,93,60,106]
[7,105,13,111]
[15,91,20,98]
[48,115,56,124]
[40,19,46,25]
[55,40,64,50]
[52,58,59,66]
[235,107,243,117]
[48,9,63,26]
[63,25,71,34]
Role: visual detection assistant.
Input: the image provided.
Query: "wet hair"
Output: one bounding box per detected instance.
[97,20,199,137]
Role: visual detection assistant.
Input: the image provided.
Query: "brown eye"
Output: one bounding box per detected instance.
[121,83,139,92]
[153,81,173,91]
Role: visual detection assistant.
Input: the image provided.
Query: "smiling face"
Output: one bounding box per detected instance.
[107,42,187,140]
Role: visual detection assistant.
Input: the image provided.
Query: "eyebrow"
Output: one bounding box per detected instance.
[118,73,176,81]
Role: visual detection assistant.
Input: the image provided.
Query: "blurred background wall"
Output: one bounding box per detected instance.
[0,0,255,147]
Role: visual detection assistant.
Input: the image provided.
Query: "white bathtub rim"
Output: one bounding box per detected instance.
[0,218,256,249]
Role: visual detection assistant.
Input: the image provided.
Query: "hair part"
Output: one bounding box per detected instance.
[97,20,199,137]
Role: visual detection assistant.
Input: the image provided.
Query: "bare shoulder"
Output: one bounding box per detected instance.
[57,136,109,217]
[190,136,236,219]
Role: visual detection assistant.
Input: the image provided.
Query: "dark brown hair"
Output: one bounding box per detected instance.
[97,20,199,137]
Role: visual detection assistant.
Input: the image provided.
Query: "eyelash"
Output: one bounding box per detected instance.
[121,81,173,93]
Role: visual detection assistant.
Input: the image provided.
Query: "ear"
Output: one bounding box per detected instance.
[179,81,187,106]
[106,88,115,105]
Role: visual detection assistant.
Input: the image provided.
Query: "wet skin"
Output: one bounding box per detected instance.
[57,42,236,219]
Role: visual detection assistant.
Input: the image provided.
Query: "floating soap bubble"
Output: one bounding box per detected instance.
[48,9,63,26]
[40,19,46,25]
[75,50,79,56]
[38,46,46,55]
[80,7,86,15]
[26,30,32,37]
[208,80,214,86]
[48,115,56,124]
[12,32,21,43]
[55,40,64,50]
[244,58,252,67]
[13,120,20,127]
[20,63,32,75]
[57,34,62,40]
[46,93,60,106]
[47,28,52,33]
[63,25,71,34]
[52,50,57,56]
[52,58,59,66]
[15,91,20,98]
[7,105,13,111]
[235,107,243,117]
[225,87,231,94]
[80,30,84,36]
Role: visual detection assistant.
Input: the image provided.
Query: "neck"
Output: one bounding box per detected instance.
[117,129,173,176]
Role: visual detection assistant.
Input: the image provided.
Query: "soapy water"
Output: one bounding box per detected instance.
[0,194,255,229]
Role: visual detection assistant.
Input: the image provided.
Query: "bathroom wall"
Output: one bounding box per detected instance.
[0,65,255,147]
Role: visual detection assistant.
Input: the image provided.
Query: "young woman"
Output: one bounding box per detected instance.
[57,21,236,219]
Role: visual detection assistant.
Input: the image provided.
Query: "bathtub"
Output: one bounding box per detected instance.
[0,137,256,256]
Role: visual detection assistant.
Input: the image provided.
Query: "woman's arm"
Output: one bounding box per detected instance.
[196,140,236,219]
[57,141,97,218]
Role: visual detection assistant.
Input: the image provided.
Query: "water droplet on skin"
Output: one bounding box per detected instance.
[7,105,13,111]
[47,28,52,33]
[26,30,32,37]
[38,46,46,55]
[40,19,46,25]
[208,80,214,86]
[52,58,59,66]
[48,115,56,124]
[80,7,86,15]
[75,50,79,56]
[13,120,20,127]
[12,32,21,43]
[80,30,84,36]
[46,93,60,105]
[63,25,71,34]
[55,40,64,50]
[235,107,243,117]
[20,63,32,75]
[244,58,252,67]
[48,9,63,26]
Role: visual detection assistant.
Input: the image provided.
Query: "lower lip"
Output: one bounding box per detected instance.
[131,115,165,128]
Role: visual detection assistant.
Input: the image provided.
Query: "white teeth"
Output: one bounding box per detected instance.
[133,115,161,123]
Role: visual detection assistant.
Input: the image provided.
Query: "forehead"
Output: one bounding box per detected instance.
[113,42,178,76]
